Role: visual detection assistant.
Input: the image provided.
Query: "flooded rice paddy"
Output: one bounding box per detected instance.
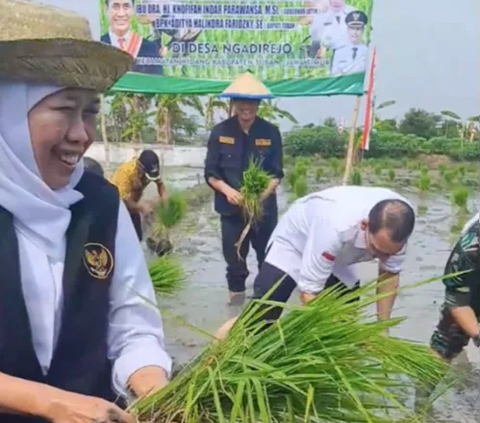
[139,164,479,423]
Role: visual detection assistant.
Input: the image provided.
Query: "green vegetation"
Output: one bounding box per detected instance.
[315,167,324,182]
[388,168,396,182]
[156,191,188,230]
[444,169,458,185]
[328,157,343,176]
[452,186,469,211]
[351,168,363,186]
[148,256,186,296]
[135,281,447,423]
[240,159,271,222]
[419,174,431,192]
[294,176,308,198]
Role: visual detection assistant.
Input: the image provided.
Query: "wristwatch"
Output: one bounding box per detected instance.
[473,335,480,348]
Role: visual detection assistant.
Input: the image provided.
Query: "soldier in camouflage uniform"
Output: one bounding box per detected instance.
[430,212,480,360]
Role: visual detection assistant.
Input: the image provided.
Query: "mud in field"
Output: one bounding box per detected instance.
[145,166,479,422]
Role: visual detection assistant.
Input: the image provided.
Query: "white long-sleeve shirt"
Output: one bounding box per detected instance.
[331,42,368,76]
[18,201,172,399]
[265,186,412,294]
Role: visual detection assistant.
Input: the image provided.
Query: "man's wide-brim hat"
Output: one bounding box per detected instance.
[220,72,274,100]
[0,0,134,91]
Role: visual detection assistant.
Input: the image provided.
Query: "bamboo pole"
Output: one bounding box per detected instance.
[99,95,111,176]
[342,96,362,185]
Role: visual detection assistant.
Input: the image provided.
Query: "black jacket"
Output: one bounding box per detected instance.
[204,116,284,216]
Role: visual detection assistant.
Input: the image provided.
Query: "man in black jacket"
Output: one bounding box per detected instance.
[204,73,284,305]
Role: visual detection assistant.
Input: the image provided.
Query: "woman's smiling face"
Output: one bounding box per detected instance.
[28,88,99,190]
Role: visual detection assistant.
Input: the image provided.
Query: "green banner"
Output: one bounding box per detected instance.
[101,0,373,96]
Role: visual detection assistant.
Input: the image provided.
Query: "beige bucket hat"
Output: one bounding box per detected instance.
[220,72,274,100]
[0,0,134,91]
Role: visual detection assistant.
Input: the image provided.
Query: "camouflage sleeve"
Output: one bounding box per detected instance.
[443,225,479,309]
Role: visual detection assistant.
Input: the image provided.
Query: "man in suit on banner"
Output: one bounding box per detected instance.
[101,0,163,75]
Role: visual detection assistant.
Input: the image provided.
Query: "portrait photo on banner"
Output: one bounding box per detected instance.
[99,0,373,81]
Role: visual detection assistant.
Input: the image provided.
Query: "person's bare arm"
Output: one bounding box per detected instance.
[450,307,479,338]
[0,373,133,423]
[156,182,167,204]
[127,366,169,398]
[376,271,400,322]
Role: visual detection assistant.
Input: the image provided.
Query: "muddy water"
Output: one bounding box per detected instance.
[146,166,479,422]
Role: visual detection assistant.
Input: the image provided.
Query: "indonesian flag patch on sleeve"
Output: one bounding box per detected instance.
[321,252,336,262]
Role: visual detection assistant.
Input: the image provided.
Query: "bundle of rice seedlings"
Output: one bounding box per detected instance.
[443,169,458,185]
[134,281,447,423]
[388,168,396,182]
[235,159,271,257]
[148,255,186,296]
[155,191,187,233]
[287,168,298,190]
[452,186,469,211]
[294,175,308,198]
[351,168,363,186]
[418,174,431,192]
[294,159,309,177]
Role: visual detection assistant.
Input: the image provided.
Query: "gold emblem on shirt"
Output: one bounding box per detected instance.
[255,138,271,147]
[83,243,114,280]
[219,136,235,145]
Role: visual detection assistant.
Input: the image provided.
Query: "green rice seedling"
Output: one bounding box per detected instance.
[374,164,383,176]
[294,175,308,198]
[134,279,448,423]
[351,168,362,186]
[328,157,342,176]
[235,159,271,256]
[287,169,298,190]
[388,168,396,182]
[444,169,458,185]
[420,166,429,176]
[315,167,324,183]
[457,164,467,178]
[418,174,431,192]
[155,191,187,231]
[148,255,186,296]
[438,163,447,175]
[294,159,309,177]
[452,186,469,211]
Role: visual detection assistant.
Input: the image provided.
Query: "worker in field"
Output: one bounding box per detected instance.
[111,149,168,240]
[215,186,416,339]
[416,212,480,410]
[204,72,284,306]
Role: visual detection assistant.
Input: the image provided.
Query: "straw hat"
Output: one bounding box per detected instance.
[0,0,134,91]
[220,72,274,100]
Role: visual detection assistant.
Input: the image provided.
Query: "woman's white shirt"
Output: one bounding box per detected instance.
[18,200,172,399]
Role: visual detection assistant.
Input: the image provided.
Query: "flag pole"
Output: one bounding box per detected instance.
[342,95,362,185]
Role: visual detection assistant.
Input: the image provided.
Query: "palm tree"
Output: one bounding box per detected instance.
[257,100,298,125]
[204,96,230,131]
[154,95,204,145]
[122,94,153,153]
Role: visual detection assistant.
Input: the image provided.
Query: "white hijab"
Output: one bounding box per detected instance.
[0,81,85,260]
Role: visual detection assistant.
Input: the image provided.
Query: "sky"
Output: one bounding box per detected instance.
[38,0,479,130]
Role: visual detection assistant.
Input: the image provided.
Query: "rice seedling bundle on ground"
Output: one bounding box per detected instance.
[148,255,186,296]
[351,168,363,186]
[287,168,299,191]
[452,186,469,211]
[235,159,271,257]
[134,282,447,423]
[443,169,458,185]
[294,175,308,198]
[294,159,309,177]
[418,174,431,192]
[388,168,396,182]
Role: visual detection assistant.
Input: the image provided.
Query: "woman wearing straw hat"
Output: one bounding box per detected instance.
[0,1,171,422]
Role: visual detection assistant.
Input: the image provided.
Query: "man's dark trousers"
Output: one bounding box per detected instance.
[221,212,278,293]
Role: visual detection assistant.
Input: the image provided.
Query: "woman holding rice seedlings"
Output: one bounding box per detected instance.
[0,1,171,421]
[204,72,284,306]
[216,185,416,339]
